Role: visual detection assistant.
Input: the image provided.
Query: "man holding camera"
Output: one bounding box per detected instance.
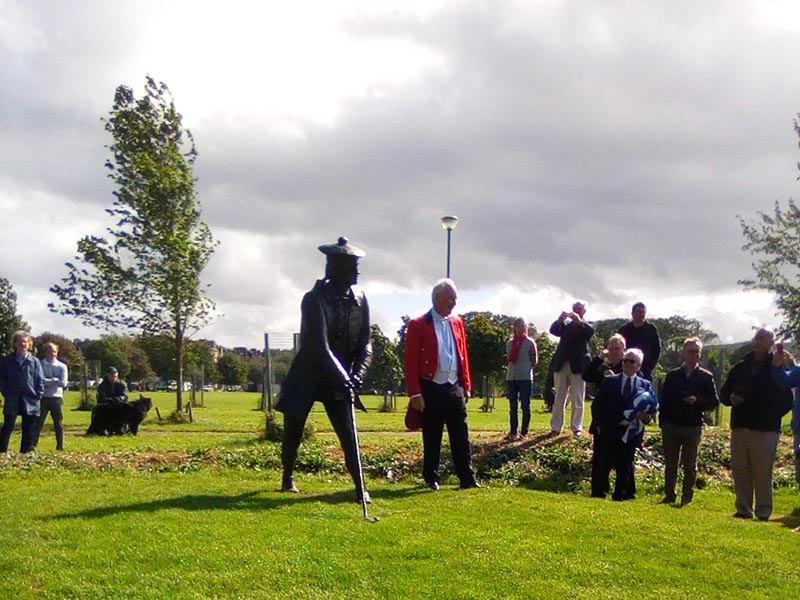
[549,301,594,436]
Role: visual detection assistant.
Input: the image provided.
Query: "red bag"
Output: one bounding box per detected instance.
[404,401,423,431]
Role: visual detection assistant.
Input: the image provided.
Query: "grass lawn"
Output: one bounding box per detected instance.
[1,391,798,599]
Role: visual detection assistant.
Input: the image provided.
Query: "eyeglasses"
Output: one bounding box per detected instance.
[622,359,638,364]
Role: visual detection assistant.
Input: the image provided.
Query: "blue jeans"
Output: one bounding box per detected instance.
[507,380,532,435]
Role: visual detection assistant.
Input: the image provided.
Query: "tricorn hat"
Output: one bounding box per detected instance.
[318,236,366,258]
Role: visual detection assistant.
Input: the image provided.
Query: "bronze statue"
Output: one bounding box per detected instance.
[275,237,372,502]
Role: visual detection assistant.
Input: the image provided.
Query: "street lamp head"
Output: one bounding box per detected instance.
[441,215,459,231]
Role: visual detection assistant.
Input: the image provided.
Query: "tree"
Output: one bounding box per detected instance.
[217,353,248,387]
[49,76,217,412]
[462,312,508,394]
[33,332,84,375]
[736,114,800,340]
[83,337,131,379]
[591,315,718,378]
[0,278,29,354]
[533,330,556,391]
[363,324,403,393]
[184,340,219,387]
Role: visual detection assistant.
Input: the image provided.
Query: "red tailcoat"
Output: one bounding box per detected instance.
[404,310,472,398]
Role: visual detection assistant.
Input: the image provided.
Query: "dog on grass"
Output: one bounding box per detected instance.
[86,395,153,436]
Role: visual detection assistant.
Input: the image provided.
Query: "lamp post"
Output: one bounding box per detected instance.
[440,215,459,278]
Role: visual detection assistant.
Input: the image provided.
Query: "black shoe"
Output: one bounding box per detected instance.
[427,481,440,491]
[660,496,676,504]
[460,480,481,489]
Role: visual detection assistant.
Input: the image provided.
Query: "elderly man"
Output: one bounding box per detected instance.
[0,330,44,454]
[589,348,656,500]
[405,278,479,490]
[659,337,719,506]
[275,237,372,502]
[617,302,661,381]
[721,328,792,520]
[549,301,594,436]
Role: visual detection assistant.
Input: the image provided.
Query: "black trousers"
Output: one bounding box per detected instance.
[591,433,636,500]
[0,401,39,454]
[420,379,476,487]
[34,397,65,450]
[281,396,365,495]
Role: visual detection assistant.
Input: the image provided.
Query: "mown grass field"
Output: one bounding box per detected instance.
[1,391,799,599]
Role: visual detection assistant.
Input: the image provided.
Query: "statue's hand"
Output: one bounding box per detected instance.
[350,374,363,389]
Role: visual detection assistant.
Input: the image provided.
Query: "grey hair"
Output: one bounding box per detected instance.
[431,278,457,303]
[624,348,644,364]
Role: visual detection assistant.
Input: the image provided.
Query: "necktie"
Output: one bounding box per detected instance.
[623,376,632,401]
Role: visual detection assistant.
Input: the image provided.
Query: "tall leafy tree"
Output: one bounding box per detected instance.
[217,353,248,386]
[363,324,403,393]
[33,332,84,374]
[0,278,29,354]
[50,76,217,412]
[462,311,508,394]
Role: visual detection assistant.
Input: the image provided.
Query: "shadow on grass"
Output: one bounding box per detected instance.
[38,484,429,521]
[775,506,800,530]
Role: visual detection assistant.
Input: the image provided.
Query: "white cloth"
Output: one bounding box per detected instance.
[432,309,458,385]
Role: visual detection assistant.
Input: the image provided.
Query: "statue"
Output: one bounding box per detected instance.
[275,237,372,502]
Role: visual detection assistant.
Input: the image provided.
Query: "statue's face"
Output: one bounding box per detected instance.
[329,257,360,287]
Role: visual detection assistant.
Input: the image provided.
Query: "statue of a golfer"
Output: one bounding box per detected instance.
[275,237,372,502]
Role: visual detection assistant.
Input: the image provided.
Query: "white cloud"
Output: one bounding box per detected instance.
[1,0,798,350]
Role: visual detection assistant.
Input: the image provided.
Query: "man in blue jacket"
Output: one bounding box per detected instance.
[0,330,44,454]
[771,344,800,485]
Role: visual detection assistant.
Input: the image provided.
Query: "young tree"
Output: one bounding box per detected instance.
[49,76,217,412]
[0,278,29,354]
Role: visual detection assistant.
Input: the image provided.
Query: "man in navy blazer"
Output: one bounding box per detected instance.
[549,301,594,436]
[590,348,655,500]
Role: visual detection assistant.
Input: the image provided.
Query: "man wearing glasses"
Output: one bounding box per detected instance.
[658,337,719,506]
[589,348,656,500]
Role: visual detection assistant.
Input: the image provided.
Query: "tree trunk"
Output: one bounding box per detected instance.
[175,330,184,413]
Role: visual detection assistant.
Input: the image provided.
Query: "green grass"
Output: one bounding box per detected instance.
[2,390,799,599]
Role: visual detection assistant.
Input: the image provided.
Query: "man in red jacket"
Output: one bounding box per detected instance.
[405,279,479,491]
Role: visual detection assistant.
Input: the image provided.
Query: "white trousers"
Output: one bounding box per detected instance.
[551,364,585,434]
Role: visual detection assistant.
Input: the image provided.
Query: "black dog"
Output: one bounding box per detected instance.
[86,395,153,436]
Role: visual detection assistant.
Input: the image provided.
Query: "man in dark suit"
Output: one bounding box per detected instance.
[405,278,479,491]
[617,302,661,381]
[275,237,372,502]
[659,337,718,506]
[590,348,655,500]
[549,301,594,436]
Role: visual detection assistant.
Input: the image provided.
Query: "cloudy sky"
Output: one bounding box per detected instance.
[2,0,799,349]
